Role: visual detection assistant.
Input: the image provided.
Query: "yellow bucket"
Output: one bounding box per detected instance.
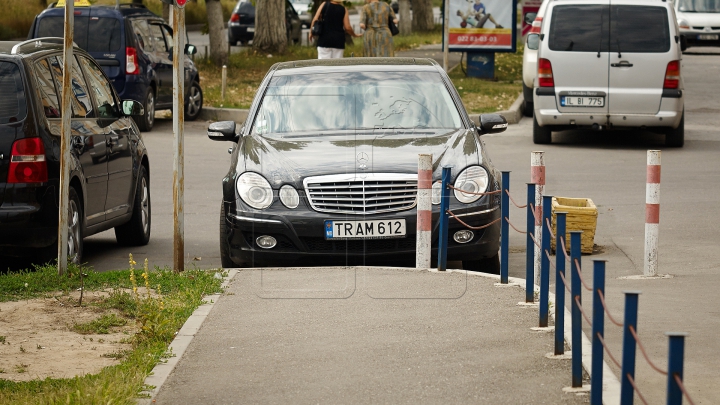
[551,197,598,254]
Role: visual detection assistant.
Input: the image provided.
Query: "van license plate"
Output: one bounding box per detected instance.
[561,96,605,107]
[698,34,718,40]
[324,219,406,240]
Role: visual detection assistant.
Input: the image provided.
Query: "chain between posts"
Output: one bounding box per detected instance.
[597,290,625,327]
[626,374,650,405]
[505,217,527,234]
[597,333,622,368]
[447,212,501,230]
[575,295,593,326]
[545,217,555,239]
[628,325,668,375]
[557,267,572,294]
[559,236,572,262]
[544,249,556,270]
[674,374,697,405]
[505,189,528,208]
[573,258,592,291]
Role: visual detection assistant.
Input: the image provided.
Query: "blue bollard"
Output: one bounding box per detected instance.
[666,332,687,405]
[539,195,553,327]
[500,171,510,284]
[526,183,536,303]
[555,212,567,355]
[570,231,583,387]
[591,260,607,405]
[437,166,452,272]
[620,291,641,405]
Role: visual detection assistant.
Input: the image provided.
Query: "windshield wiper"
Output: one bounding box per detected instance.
[616,39,622,58]
[597,13,604,58]
[566,40,574,51]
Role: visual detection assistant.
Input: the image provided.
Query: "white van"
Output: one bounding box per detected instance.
[532,0,686,147]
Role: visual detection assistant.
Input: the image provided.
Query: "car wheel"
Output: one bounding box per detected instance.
[67,187,83,265]
[219,203,235,268]
[665,111,684,148]
[115,165,151,246]
[186,81,203,121]
[533,113,552,144]
[134,88,155,132]
[463,253,500,274]
[522,82,534,117]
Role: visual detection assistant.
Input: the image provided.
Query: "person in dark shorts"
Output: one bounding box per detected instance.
[310,0,361,59]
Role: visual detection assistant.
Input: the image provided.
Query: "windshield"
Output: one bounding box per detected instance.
[251,71,463,136]
[677,0,720,12]
[37,16,122,52]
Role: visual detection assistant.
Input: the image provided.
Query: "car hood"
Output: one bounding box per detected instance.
[677,11,720,26]
[239,129,486,187]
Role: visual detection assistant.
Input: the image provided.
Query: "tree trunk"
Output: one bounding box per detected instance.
[399,0,411,35]
[410,0,434,32]
[253,0,287,54]
[206,0,228,65]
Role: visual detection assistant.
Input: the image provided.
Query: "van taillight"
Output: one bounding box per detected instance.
[664,60,680,89]
[538,58,554,87]
[529,17,542,34]
[230,13,240,22]
[8,137,48,184]
[126,47,139,75]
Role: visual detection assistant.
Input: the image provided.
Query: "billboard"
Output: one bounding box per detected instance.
[447,0,517,52]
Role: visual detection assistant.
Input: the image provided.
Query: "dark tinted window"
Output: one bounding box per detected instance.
[149,24,168,52]
[35,58,61,118]
[48,56,96,118]
[549,5,610,52]
[610,6,670,53]
[0,62,27,124]
[36,16,121,52]
[132,19,154,52]
[79,56,118,119]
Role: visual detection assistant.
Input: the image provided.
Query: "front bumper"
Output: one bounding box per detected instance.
[680,30,720,47]
[223,203,500,267]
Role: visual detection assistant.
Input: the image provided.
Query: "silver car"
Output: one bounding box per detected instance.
[533,0,685,147]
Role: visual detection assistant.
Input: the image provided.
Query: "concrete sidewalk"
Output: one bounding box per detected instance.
[142,268,605,404]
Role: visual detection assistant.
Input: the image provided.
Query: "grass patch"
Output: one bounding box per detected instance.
[73,313,128,335]
[0,257,224,404]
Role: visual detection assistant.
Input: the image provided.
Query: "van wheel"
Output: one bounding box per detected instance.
[186,81,203,121]
[522,82,534,117]
[665,112,684,147]
[135,88,155,132]
[533,113,552,144]
[219,203,234,268]
[463,253,500,274]
[115,166,151,246]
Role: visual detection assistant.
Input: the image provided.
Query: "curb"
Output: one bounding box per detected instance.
[138,269,239,405]
[199,93,525,126]
[139,267,620,404]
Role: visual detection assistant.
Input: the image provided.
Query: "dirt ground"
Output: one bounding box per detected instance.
[0,290,138,382]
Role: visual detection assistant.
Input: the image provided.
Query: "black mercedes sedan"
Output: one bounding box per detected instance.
[209,58,506,272]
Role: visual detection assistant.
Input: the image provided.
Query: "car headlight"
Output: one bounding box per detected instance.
[678,19,690,29]
[237,172,273,209]
[453,166,489,204]
[279,185,300,209]
[432,180,442,205]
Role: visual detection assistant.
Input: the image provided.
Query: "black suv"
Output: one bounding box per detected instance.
[29,3,202,132]
[0,38,151,265]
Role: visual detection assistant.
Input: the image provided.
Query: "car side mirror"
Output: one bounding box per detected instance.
[524,12,537,25]
[208,121,238,141]
[478,113,508,135]
[185,44,197,55]
[526,33,540,50]
[121,100,144,116]
[680,35,688,52]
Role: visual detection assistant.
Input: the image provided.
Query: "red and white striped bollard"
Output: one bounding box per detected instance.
[417,154,433,269]
[531,151,545,285]
[645,150,661,276]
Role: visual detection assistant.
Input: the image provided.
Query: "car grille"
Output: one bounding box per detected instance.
[304,237,417,252]
[303,174,418,215]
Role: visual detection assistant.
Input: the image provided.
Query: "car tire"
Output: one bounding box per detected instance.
[185,81,203,121]
[665,111,684,148]
[219,203,235,268]
[115,165,151,246]
[533,113,552,144]
[66,187,84,265]
[134,87,155,132]
[463,253,500,274]
[522,82,534,117]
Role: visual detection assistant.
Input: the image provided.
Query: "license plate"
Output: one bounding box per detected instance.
[697,34,718,40]
[247,27,255,33]
[324,219,406,240]
[561,96,605,107]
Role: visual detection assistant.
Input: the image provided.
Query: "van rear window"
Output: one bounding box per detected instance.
[549,5,670,53]
[0,62,27,124]
[36,16,122,53]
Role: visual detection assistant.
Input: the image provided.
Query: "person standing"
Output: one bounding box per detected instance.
[310,0,361,59]
[360,0,398,57]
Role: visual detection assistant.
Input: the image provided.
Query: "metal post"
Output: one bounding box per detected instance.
[58,0,75,275]
[437,166,451,271]
[500,171,510,284]
[531,151,545,285]
[525,183,536,303]
[645,150,661,276]
[442,0,449,71]
[591,260,607,405]
[570,230,583,388]
[620,291,641,405]
[416,154,433,269]
[666,332,688,405]
[554,212,567,355]
[172,6,186,272]
[221,65,227,101]
[539,195,552,327]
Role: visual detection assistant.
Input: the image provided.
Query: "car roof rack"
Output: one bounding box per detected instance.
[11,38,78,55]
[117,3,148,8]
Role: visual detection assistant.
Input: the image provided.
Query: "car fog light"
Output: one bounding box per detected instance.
[453,230,474,244]
[256,235,277,249]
